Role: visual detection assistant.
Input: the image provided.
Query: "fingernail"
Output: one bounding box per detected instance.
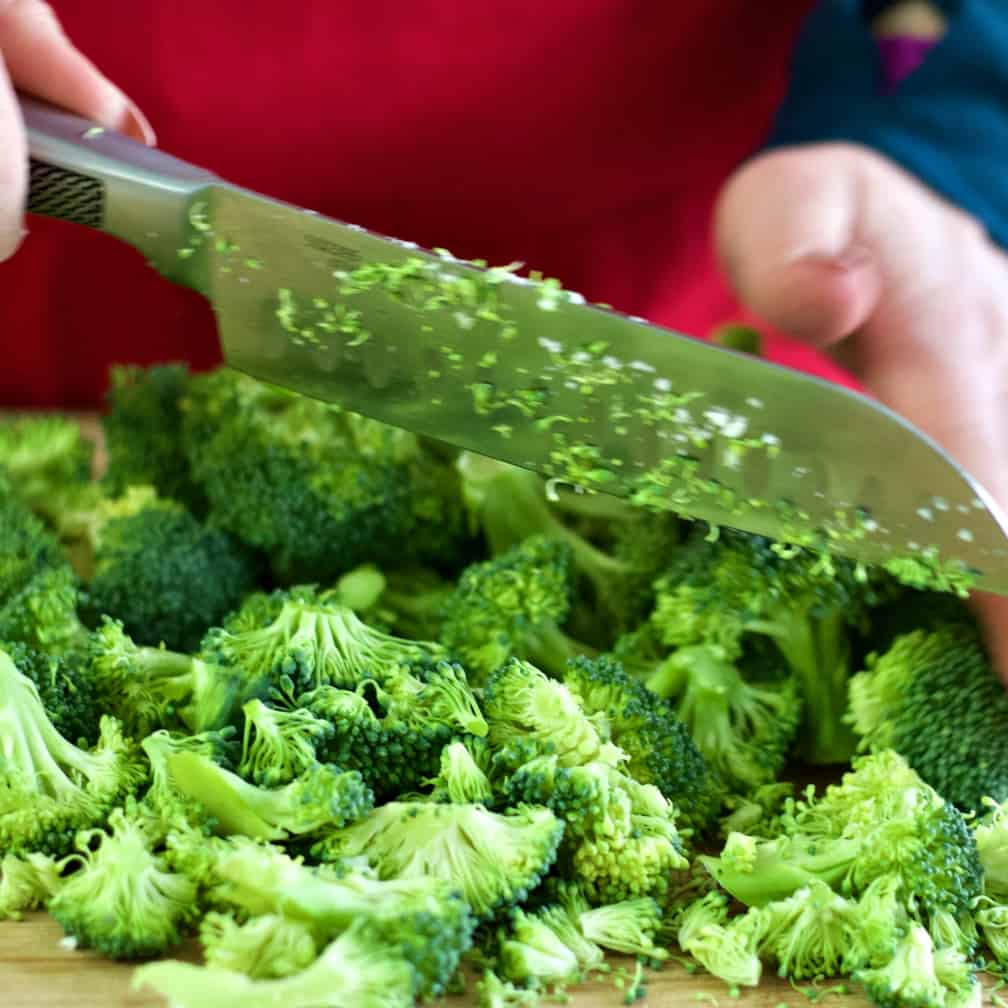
[117,95,157,146]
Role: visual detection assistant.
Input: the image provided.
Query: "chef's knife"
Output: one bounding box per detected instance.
[22,95,1008,594]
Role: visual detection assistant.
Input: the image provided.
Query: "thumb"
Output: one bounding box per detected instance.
[714,144,886,351]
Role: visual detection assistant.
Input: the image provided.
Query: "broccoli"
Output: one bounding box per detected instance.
[440,534,587,681]
[973,796,1008,902]
[701,752,983,922]
[201,586,446,696]
[207,839,475,998]
[0,414,94,517]
[562,888,666,959]
[199,912,318,980]
[0,645,145,857]
[974,899,1008,969]
[180,368,468,583]
[676,891,765,988]
[0,480,68,608]
[0,850,68,920]
[101,362,206,511]
[847,622,1008,813]
[424,739,495,805]
[365,565,456,641]
[561,654,723,833]
[133,918,417,1008]
[238,698,335,787]
[854,925,979,1008]
[163,749,373,841]
[48,804,198,959]
[140,727,239,821]
[312,800,564,919]
[58,484,258,653]
[0,563,88,655]
[644,525,878,764]
[497,906,585,986]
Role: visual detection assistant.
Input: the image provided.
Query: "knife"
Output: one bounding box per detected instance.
[22,95,1008,594]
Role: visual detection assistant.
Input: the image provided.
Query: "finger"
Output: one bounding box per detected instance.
[714,145,884,350]
[0,0,154,144]
[0,52,26,259]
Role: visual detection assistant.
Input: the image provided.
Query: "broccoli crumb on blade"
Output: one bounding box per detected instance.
[4,360,1007,1008]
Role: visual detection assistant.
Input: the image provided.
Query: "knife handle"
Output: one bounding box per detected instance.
[21,94,218,285]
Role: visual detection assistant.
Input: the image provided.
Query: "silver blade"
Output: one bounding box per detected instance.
[189,183,1008,594]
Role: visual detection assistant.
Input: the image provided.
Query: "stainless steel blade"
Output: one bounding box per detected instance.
[180,183,1008,593]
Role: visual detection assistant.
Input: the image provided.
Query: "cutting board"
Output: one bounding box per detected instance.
[0,913,872,1008]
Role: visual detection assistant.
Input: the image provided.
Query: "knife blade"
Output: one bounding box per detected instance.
[23,95,1008,594]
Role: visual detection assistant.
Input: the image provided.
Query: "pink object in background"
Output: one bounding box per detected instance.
[877,36,939,93]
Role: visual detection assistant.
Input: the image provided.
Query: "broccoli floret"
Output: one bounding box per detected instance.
[0,563,88,655]
[974,899,1008,969]
[562,654,723,834]
[497,906,585,986]
[854,925,979,1008]
[366,566,456,640]
[101,362,206,511]
[0,646,145,857]
[0,482,67,607]
[476,968,542,1008]
[312,800,564,919]
[164,749,373,842]
[973,796,1008,902]
[48,804,197,959]
[566,890,666,959]
[701,752,983,921]
[642,638,801,795]
[199,912,318,980]
[0,850,68,920]
[440,535,587,681]
[424,739,495,805]
[60,484,258,653]
[648,526,876,764]
[133,918,417,1008]
[4,640,103,746]
[238,698,334,787]
[201,586,446,696]
[0,414,93,517]
[181,368,467,583]
[208,840,475,998]
[847,623,1008,813]
[676,891,765,988]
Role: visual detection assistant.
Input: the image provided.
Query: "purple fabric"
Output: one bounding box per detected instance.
[877,36,939,93]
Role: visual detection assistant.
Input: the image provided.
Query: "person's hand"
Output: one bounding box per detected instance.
[0,0,154,260]
[714,141,1008,679]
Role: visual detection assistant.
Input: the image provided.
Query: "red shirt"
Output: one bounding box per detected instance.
[4,1,848,409]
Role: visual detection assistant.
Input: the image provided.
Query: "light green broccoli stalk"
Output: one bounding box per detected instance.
[199,912,318,980]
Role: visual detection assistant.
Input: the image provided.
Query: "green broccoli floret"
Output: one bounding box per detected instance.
[208,839,475,998]
[973,797,1008,902]
[59,484,258,653]
[847,623,1008,813]
[133,918,417,1008]
[0,646,145,858]
[0,414,94,517]
[642,638,801,795]
[557,884,665,959]
[440,535,587,681]
[101,362,206,511]
[0,850,68,920]
[201,586,446,695]
[476,968,542,1008]
[0,563,88,655]
[3,640,104,746]
[701,752,983,922]
[199,912,318,980]
[497,906,585,986]
[140,727,239,821]
[164,749,373,842]
[424,739,495,805]
[366,566,456,640]
[312,800,564,919]
[974,899,1008,969]
[456,452,680,647]
[238,698,335,787]
[0,480,67,607]
[48,804,198,959]
[676,891,765,988]
[180,368,468,583]
[562,654,723,834]
[647,525,877,765]
[854,925,979,1008]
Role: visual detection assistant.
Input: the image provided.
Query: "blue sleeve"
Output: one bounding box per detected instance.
[764,0,1008,248]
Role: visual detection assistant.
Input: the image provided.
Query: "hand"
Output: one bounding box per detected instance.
[0,0,154,260]
[714,141,1008,680]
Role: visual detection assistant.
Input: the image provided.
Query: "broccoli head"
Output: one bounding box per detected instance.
[199,912,317,980]
[0,563,88,655]
[847,622,1008,813]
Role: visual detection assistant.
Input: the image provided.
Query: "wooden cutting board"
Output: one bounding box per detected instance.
[0,914,871,1008]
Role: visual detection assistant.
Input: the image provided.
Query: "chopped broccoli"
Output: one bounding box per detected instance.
[973,796,1008,902]
[133,918,417,1008]
[101,362,206,511]
[366,565,456,641]
[0,850,68,920]
[497,906,584,986]
[424,739,495,805]
[238,698,334,787]
[181,368,468,583]
[0,645,145,857]
[847,623,1008,813]
[199,912,318,979]
[48,804,197,959]
[572,893,666,959]
[164,749,373,841]
[676,891,765,988]
[0,563,88,655]
[0,481,68,608]
[312,800,564,919]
